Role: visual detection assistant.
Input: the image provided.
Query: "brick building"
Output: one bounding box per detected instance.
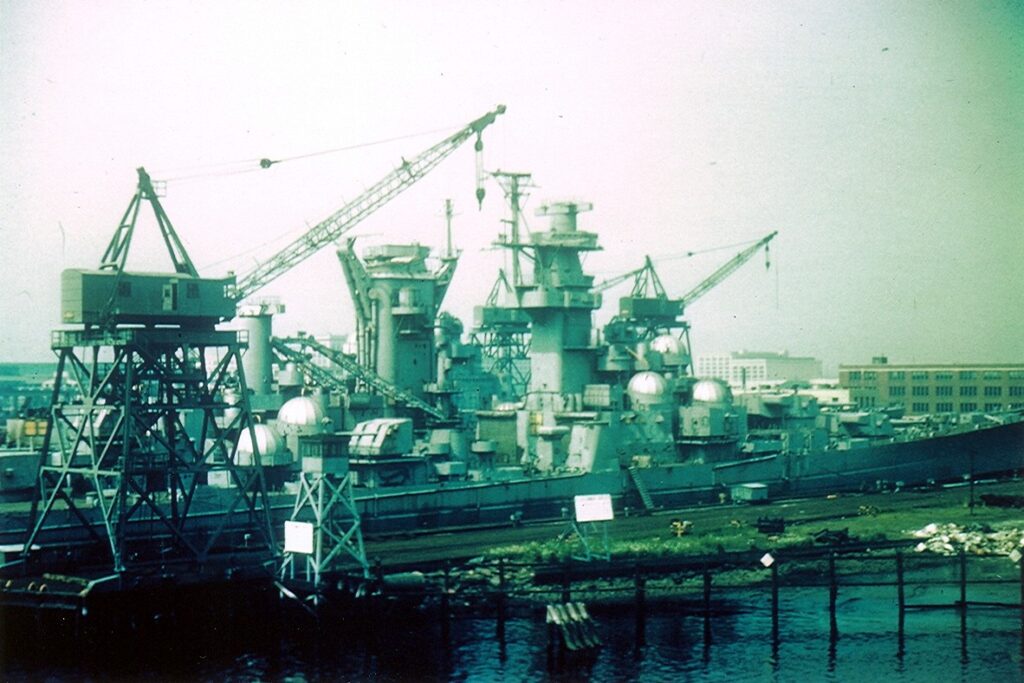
[838,358,1024,415]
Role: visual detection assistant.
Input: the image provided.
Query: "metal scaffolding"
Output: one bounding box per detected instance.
[23,328,276,573]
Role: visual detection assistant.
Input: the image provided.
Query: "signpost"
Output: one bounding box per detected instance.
[564,494,614,561]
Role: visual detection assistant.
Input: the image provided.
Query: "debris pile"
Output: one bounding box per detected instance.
[910,522,1024,559]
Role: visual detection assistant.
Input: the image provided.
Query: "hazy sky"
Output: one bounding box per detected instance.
[1,1,1022,372]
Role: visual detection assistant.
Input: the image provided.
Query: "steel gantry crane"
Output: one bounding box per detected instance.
[25,168,276,575]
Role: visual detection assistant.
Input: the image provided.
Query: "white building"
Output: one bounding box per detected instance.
[694,351,823,388]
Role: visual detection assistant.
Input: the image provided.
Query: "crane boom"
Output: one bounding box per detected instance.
[592,256,667,298]
[232,105,506,302]
[681,230,777,306]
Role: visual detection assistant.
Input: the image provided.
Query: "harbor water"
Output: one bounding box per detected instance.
[4,580,1021,681]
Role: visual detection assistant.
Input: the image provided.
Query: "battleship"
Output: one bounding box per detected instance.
[1,106,1022,575]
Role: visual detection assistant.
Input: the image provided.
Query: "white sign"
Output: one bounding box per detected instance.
[574,494,614,523]
[284,520,315,554]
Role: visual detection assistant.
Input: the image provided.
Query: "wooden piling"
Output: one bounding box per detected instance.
[634,561,646,646]
[441,560,451,643]
[1019,554,1023,654]
[703,567,712,645]
[829,552,838,638]
[771,561,779,643]
[561,561,571,604]
[496,557,507,642]
[959,550,967,609]
[896,551,905,633]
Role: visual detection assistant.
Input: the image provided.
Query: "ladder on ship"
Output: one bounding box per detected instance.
[627,466,658,512]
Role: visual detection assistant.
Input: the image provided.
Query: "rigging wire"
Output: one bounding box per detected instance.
[656,236,763,263]
[155,123,459,184]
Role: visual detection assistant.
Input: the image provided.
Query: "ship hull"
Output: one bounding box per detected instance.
[632,417,1024,508]
[2,419,1021,545]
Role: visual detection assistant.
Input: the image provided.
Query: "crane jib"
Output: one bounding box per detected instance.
[233,105,506,302]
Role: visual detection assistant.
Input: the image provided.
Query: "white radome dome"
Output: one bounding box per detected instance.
[627,371,670,405]
[649,335,689,366]
[277,396,325,428]
[692,379,733,404]
[236,424,283,466]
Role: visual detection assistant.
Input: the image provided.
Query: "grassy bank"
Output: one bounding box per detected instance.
[482,493,1024,565]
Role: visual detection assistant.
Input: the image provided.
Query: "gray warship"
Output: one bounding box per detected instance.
[2,106,1021,565]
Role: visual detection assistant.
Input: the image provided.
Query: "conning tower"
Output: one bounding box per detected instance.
[512,201,602,408]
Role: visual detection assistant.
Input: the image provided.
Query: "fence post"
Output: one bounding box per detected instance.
[561,559,571,604]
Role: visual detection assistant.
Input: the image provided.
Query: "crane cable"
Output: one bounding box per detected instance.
[154,123,460,184]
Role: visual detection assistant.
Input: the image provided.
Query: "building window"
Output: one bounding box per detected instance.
[911,402,929,413]
[863,371,877,380]
[1010,403,1024,410]
[889,371,905,380]
[934,371,953,380]
[911,371,928,381]
[935,386,953,396]
[959,371,976,380]
[935,402,953,412]
[960,402,977,412]
[889,386,906,397]
[982,371,1002,380]
[1010,386,1024,397]
[983,386,1002,397]
[848,371,861,380]
[959,386,977,397]
[1008,371,1024,380]
[912,386,929,396]
[984,403,1002,412]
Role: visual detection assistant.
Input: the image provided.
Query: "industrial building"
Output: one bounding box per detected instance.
[694,351,822,388]
[839,359,1024,414]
